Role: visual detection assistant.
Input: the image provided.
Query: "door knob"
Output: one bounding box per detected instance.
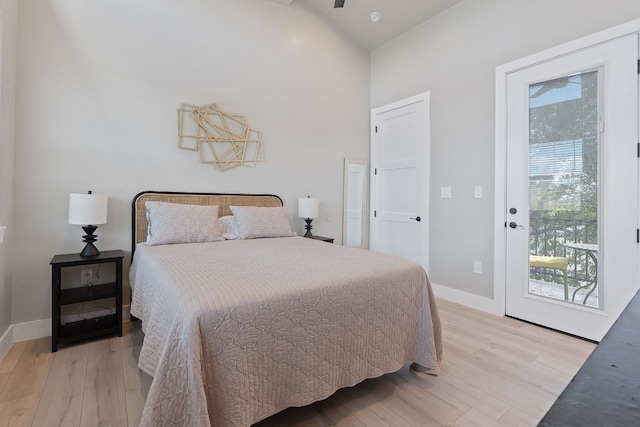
[410,216,422,222]
[509,222,523,229]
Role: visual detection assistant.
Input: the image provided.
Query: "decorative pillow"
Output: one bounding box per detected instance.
[229,206,296,239]
[219,215,239,240]
[145,201,225,246]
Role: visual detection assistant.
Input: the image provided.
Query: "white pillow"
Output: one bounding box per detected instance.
[219,215,239,240]
[146,201,225,246]
[229,206,296,239]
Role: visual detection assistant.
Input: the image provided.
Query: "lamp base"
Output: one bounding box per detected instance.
[79,225,101,257]
[303,218,314,238]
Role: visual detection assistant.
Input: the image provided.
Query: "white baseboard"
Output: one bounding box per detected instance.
[0,319,50,362]
[431,282,505,316]
[13,318,51,343]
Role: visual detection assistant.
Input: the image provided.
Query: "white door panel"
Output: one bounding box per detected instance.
[371,93,430,271]
[505,33,639,341]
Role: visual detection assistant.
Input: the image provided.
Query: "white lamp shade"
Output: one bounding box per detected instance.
[68,193,108,225]
[298,197,319,219]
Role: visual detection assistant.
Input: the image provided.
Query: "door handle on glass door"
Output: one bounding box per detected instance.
[509,222,523,229]
[410,216,422,222]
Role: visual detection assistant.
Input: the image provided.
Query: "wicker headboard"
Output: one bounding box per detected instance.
[131,191,283,253]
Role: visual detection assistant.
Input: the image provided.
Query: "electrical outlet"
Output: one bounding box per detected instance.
[473,261,482,274]
[81,269,93,286]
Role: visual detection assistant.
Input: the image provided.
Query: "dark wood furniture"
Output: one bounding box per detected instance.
[539,289,640,426]
[309,235,334,243]
[50,250,124,352]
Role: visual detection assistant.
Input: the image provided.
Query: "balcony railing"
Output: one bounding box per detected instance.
[529,214,598,298]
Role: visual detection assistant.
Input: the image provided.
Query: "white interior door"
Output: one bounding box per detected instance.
[370,93,430,271]
[505,33,639,341]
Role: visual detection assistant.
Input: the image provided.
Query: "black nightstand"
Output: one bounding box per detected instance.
[50,250,124,352]
[309,235,334,243]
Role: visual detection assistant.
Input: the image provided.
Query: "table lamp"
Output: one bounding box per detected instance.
[68,191,108,257]
[298,196,319,238]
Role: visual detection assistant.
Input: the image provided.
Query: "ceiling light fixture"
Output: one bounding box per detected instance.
[370,12,382,23]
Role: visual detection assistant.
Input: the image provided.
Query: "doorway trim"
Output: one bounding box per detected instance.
[494,18,640,317]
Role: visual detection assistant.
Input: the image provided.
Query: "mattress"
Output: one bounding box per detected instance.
[130,236,442,426]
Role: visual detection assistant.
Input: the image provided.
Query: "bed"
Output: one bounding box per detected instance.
[129,191,442,427]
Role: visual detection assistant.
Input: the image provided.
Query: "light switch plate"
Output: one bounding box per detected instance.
[441,187,452,198]
[474,186,483,198]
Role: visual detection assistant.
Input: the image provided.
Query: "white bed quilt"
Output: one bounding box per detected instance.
[130,236,442,426]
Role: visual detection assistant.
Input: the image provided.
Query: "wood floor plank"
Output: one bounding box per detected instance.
[455,408,503,427]
[362,373,455,426]
[119,328,144,427]
[0,299,596,427]
[31,344,89,427]
[0,341,28,375]
[438,300,526,332]
[0,373,9,395]
[387,367,472,424]
[0,338,53,404]
[471,347,570,395]
[0,395,40,427]
[444,323,539,365]
[338,382,420,426]
[79,337,127,427]
[431,370,511,421]
[530,353,585,379]
[441,338,556,418]
[256,402,332,427]
[516,322,594,359]
[499,406,540,427]
[0,339,53,427]
[311,394,368,427]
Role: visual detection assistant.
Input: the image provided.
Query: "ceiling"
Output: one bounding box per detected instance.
[298,0,462,50]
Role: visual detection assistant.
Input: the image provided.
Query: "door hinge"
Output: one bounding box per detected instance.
[637,59,640,74]
[374,210,377,218]
[375,126,378,133]
[374,168,377,175]
[637,142,639,158]
[637,228,639,243]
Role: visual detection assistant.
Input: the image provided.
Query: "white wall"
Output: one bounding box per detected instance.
[0,0,17,347]
[371,0,640,303]
[11,0,370,325]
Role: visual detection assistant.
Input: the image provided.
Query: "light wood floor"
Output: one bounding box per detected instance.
[0,299,595,426]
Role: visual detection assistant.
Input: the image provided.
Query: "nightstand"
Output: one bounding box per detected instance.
[50,250,124,352]
[309,235,334,243]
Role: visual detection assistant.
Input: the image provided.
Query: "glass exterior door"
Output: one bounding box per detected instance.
[504,33,639,341]
[528,71,600,309]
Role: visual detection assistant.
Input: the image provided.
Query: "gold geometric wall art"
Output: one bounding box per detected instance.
[177,103,264,172]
